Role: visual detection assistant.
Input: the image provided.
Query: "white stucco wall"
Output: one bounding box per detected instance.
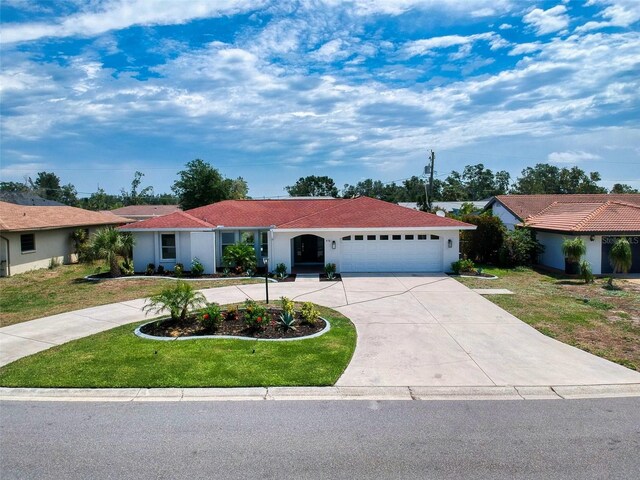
[0,226,103,276]
[492,203,519,230]
[190,232,216,274]
[132,232,155,272]
[536,232,603,274]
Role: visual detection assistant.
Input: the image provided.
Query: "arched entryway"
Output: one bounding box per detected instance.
[292,234,325,272]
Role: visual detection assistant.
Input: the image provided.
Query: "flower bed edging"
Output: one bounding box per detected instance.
[84,274,277,283]
[134,317,331,342]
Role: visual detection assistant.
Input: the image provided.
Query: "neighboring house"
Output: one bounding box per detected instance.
[0,201,128,277]
[121,196,475,274]
[0,192,65,206]
[486,194,640,275]
[110,205,181,222]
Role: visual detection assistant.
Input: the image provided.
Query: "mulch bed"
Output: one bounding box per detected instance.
[320,273,342,282]
[140,308,325,339]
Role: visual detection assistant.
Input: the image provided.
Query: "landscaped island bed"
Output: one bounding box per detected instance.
[0,304,356,388]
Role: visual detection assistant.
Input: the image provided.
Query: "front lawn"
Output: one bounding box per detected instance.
[456,267,640,371]
[0,263,261,327]
[0,305,356,388]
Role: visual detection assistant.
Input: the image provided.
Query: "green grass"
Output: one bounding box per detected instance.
[456,266,640,371]
[0,263,261,327]
[0,305,356,388]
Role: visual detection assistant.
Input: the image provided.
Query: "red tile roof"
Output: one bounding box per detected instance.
[492,194,640,220]
[123,197,474,230]
[0,201,128,232]
[524,201,640,234]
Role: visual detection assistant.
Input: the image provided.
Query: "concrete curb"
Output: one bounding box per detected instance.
[1,384,639,402]
[84,275,276,283]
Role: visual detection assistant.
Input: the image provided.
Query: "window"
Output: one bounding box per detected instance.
[20,234,35,253]
[392,235,401,240]
[405,235,414,240]
[354,235,364,241]
[418,234,427,240]
[260,231,268,256]
[430,235,440,240]
[161,234,176,260]
[380,235,389,240]
[342,236,351,241]
[367,235,376,240]
[241,231,255,245]
[221,232,236,256]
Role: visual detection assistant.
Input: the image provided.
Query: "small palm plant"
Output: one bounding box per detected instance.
[143,281,206,323]
[88,227,135,277]
[561,237,586,274]
[607,237,633,287]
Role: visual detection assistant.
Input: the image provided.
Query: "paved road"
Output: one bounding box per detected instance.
[1,398,639,479]
[2,274,639,386]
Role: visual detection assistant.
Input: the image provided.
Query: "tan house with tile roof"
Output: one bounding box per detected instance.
[0,201,128,276]
[487,195,640,274]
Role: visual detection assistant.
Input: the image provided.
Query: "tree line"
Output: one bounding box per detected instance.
[1,160,636,212]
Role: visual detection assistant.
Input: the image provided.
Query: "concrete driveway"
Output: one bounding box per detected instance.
[1,274,639,388]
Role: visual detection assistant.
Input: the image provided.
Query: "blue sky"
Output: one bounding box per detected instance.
[1,0,639,198]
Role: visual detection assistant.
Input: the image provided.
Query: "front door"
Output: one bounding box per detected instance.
[294,235,324,264]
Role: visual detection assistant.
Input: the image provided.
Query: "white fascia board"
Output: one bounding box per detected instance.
[272,226,475,233]
[215,226,271,230]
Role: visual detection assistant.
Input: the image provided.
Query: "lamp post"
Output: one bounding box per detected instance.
[263,257,269,304]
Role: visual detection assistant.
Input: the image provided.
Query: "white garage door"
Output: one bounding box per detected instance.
[340,233,443,272]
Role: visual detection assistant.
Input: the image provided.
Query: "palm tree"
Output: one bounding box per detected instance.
[89,227,135,277]
[143,281,206,323]
[561,237,586,274]
[608,237,633,287]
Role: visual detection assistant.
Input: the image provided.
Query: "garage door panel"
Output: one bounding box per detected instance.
[341,236,443,272]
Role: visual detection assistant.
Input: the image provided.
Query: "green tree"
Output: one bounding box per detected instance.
[0,181,30,193]
[172,159,240,210]
[441,171,467,201]
[82,188,123,211]
[512,164,606,194]
[459,214,506,263]
[461,164,509,200]
[121,171,153,206]
[226,177,249,199]
[60,184,79,206]
[285,175,339,197]
[610,183,639,194]
[31,171,61,201]
[88,227,135,277]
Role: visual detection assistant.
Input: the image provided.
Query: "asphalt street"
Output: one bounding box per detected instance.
[1,398,639,479]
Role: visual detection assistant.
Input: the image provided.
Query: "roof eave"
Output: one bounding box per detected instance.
[272,226,475,232]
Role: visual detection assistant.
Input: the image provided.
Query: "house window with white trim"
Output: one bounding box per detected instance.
[260,231,268,256]
[20,233,35,253]
[161,234,176,260]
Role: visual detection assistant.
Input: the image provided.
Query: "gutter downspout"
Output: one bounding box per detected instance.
[0,236,10,277]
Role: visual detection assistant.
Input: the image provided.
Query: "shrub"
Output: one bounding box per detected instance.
[121,258,134,276]
[300,302,319,326]
[325,262,337,279]
[223,243,257,274]
[143,281,206,323]
[146,263,155,275]
[579,260,594,284]
[498,228,544,267]
[459,214,506,263]
[279,297,296,331]
[157,265,165,275]
[274,263,287,279]
[191,258,204,277]
[200,303,223,331]
[225,306,239,322]
[451,259,475,275]
[48,257,61,269]
[70,228,90,262]
[173,263,184,278]
[561,238,586,263]
[243,299,268,330]
[87,227,135,277]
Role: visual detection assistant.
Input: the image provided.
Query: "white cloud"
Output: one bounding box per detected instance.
[403,32,508,58]
[312,39,348,62]
[548,150,602,163]
[523,5,570,36]
[508,42,543,56]
[1,0,267,43]
[576,0,640,32]
[499,23,513,30]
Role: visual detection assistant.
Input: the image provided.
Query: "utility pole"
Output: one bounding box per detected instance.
[424,150,435,211]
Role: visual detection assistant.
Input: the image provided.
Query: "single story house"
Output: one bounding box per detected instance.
[0,201,128,276]
[121,196,475,274]
[486,194,640,275]
[110,205,181,222]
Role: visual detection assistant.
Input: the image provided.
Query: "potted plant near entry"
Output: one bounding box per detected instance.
[561,237,586,275]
